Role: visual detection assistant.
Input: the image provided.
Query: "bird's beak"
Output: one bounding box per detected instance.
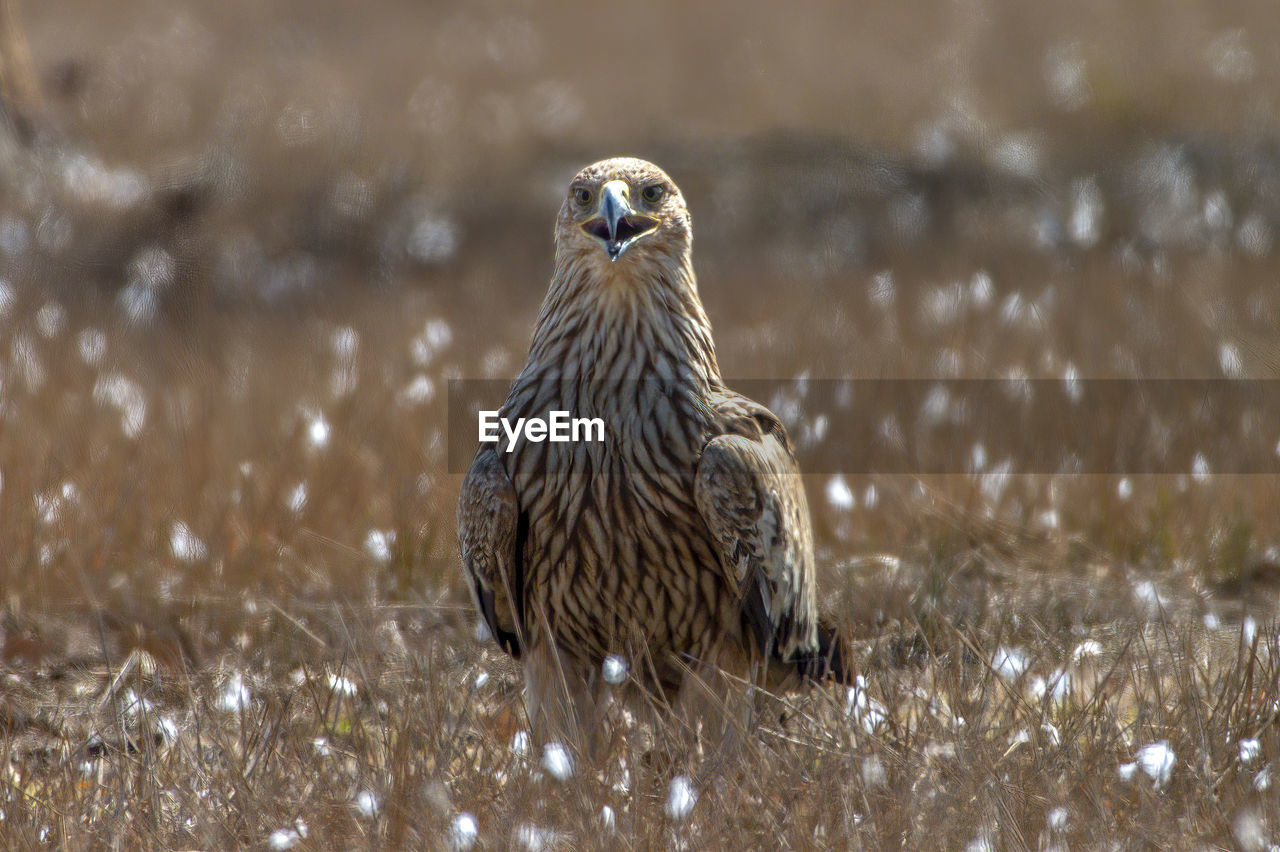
[580,180,660,262]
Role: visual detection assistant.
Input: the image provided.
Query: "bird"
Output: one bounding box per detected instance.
[457,157,846,749]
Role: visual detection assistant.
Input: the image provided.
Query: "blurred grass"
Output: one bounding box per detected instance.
[3,0,1280,848]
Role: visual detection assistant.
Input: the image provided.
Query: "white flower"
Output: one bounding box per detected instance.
[449,813,479,850]
[869,271,896,308]
[120,687,153,720]
[1029,669,1072,704]
[666,775,697,820]
[154,716,180,748]
[514,823,546,851]
[966,834,996,852]
[217,672,251,713]
[992,646,1029,680]
[599,805,616,832]
[1218,342,1245,377]
[1071,640,1103,662]
[421,317,453,351]
[1239,739,1262,766]
[613,768,631,796]
[542,743,574,781]
[1132,579,1167,612]
[861,755,887,788]
[305,410,331,449]
[170,521,208,563]
[267,829,296,850]
[0,278,14,317]
[354,789,379,818]
[411,317,455,364]
[398,374,436,406]
[826,475,856,510]
[510,730,530,755]
[78,327,106,365]
[268,823,308,850]
[1061,362,1082,402]
[330,326,359,358]
[327,672,358,698]
[1233,808,1266,852]
[364,529,395,562]
[969,270,994,305]
[845,675,888,733]
[1136,741,1176,788]
[286,482,308,514]
[602,654,628,685]
[970,442,987,472]
[1041,723,1062,747]
[35,302,66,338]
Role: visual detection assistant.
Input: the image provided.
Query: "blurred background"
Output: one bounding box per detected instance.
[2,0,1279,618]
[8,0,1280,326]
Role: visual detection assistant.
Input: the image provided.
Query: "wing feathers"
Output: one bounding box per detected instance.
[694,415,819,667]
[457,447,524,658]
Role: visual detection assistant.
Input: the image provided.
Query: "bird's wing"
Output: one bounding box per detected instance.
[694,402,819,664]
[457,446,526,658]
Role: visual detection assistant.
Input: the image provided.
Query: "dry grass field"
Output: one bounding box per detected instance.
[4,1,1280,849]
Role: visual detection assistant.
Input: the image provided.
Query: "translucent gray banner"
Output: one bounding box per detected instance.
[447,379,1280,475]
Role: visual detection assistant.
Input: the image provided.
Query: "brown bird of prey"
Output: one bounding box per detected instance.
[458,157,845,746]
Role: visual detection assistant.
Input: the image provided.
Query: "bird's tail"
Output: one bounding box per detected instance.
[791,623,852,684]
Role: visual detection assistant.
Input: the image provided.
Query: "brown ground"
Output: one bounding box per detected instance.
[3,1,1280,848]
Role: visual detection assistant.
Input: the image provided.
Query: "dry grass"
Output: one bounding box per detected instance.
[4,1,1280,848]
[2,284,1278,850]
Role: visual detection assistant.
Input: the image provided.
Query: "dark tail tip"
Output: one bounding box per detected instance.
[794,625,852,684]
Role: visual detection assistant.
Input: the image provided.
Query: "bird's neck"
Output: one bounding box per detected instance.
[523,252,722,392]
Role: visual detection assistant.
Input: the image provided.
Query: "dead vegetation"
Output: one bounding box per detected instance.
[2,288,1277,850]
[4,1,1280,848]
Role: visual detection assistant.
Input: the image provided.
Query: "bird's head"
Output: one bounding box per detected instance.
[555,157,691,271]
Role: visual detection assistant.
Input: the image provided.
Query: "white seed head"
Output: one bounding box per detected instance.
[602,654,628,685]
[666,775,697,820]
[353,789,380,818]
[542,743,574,780]
[449,813,479,850]
[1136,741,1176,788]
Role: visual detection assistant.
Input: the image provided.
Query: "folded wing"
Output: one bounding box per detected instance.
[694,409,819,668]
[457,447,525,657]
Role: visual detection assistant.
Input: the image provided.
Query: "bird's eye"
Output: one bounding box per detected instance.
[641,184,665,203]
[573,187,593,207]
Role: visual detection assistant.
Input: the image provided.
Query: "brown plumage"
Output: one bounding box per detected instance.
[458,157,845,743]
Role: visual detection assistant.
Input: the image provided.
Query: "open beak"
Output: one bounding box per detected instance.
[580,180,660,262]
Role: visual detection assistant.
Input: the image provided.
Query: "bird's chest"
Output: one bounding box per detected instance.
[512,389,708,560]
[505,387,729,657]
[505,376,709,519]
